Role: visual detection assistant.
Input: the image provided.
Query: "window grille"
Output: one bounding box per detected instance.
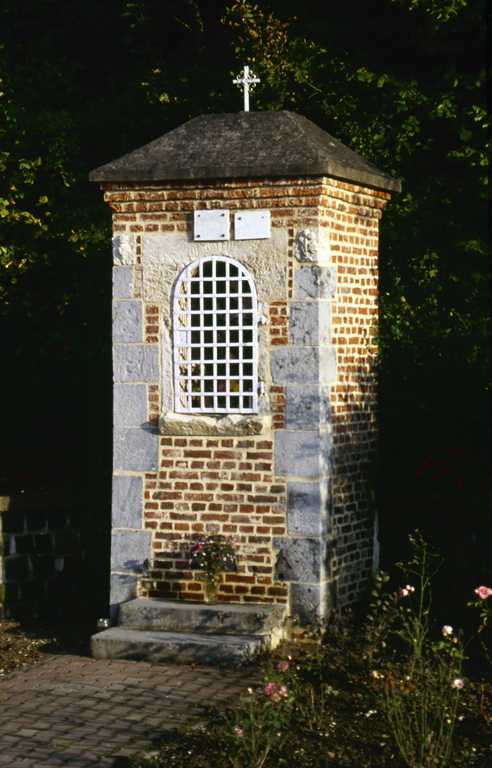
[173,256,258,414]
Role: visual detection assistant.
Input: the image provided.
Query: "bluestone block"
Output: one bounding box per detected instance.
[113,266,134,299]
[111,529,152,573]
[113,344,159,383]
[290,582,330,623]
[113,300,143,343]
[285,384,331,430]
[112,475,143,528]
[275,430,332,477]
[294,265,337,300]
[113,427,159,471]
[273,536,325,583]
[113,384,148,427]
[289,301,331,346]
[287,481,330,536]
[270,347,320,385]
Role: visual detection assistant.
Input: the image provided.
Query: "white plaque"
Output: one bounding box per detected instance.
[194,210,230,241]
[234,210,270,240]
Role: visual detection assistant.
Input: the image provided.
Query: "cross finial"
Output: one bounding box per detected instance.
[232,65,260,112]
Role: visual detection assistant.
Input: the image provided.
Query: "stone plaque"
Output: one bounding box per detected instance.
[194,210,229,241]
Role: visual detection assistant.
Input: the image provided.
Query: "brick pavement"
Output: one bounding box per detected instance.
[0,654,262,767]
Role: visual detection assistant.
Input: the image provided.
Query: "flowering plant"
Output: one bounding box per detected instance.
[225,658,294,768]
[189,532,237,582]
[468,584,492,670]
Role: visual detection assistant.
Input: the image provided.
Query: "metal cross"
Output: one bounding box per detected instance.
[233,65,260,112]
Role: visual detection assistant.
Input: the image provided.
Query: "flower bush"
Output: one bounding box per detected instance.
[189,531,237,582]
[366,532,467,768]
[468,584,492,670]
[225,660,294,768]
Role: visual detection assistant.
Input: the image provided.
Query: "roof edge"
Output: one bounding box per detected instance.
[89,162,401,193]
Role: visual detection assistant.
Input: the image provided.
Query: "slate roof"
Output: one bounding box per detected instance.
[89,111,401,193]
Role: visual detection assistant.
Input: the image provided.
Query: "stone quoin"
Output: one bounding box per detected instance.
[90,110,401,625]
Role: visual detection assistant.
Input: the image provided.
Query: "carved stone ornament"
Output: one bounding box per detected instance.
[295,229,318,262]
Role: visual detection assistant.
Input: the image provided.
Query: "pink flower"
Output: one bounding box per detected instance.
[452,678,464,689]
[270,692,282,702]
[232,726,244,738]
[264,682,276,695]
[475,586,492,600]
[442,625,453,636]
[279,686,288,697]
[400,584,414,597]
[277,661,289,671]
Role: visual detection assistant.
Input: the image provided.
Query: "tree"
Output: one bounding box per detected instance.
[222,0,489,453]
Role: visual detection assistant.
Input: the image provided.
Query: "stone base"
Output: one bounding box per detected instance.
[91,598,288,666]
[91,626,271,666]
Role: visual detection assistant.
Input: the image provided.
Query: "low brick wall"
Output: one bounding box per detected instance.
[0,491,110,621]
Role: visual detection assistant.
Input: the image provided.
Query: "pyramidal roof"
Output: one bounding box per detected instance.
[89,111,401,193]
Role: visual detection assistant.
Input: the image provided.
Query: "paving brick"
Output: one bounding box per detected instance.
[0,655,260,765]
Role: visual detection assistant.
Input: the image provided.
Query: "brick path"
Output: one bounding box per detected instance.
[0,655,262,767]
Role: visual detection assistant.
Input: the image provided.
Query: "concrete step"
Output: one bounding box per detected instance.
[118,598,287,646]
[91,626,271,666]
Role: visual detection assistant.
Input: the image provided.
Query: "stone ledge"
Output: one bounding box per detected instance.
[159,412,271,436]
[91,626,271,665]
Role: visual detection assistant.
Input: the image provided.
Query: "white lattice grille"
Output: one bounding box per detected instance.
[173,256,258,413]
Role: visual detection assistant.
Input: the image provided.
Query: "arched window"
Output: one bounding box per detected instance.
[173,256,258,414]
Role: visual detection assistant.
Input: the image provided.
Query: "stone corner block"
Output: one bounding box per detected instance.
[273,536,325,584]
[320,346,337,383]
[113,427,159,471]
[113,300,143,343]
[290,582,330,624]
[112,475,143,528]
[111,529,152,574]
[113,345,159,383]
[270,347,320,385]
[113,266,134,299]
[287,481,331,536]
[294,265,337,300]
[276,431,333,477]
[114,384,148,427]
[110,574,139,619]
[285,384,331,430]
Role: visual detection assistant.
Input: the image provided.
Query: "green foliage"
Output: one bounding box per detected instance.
[468,587,492,669]
[222,0,490,441]
[368,533,467,768]
[0,0,488,476]
[225,663,295,768]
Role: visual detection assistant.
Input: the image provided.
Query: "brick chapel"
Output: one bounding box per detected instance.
[90,109,401,624]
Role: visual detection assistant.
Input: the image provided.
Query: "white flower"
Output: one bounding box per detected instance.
[451,678,464,689]
[442,625,453,636]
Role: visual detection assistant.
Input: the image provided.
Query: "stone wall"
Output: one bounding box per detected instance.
[105,175,390,620]
[0,492,109,621]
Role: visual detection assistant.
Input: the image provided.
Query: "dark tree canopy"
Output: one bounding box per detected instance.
[0,0,488,491]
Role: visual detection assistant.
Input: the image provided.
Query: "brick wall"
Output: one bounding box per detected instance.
[0,492,109,621]
[322,183,388,605]
[140,436,288,604]
[107,175,390,613]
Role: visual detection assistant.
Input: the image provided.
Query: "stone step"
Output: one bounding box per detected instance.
[118,598,287,646]
[91,626,271,666]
